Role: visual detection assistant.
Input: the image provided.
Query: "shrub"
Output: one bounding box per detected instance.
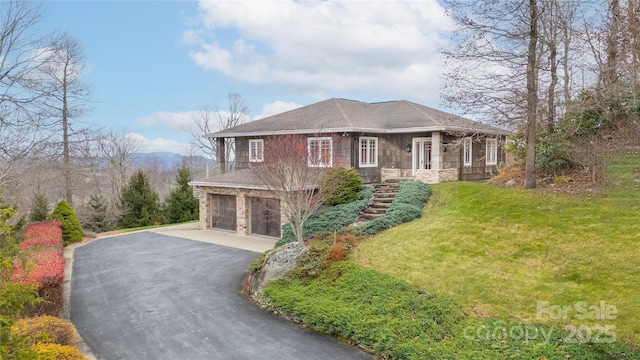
[278,187,373,246]
[12,316,77,346]
[32,343,86,360]
[118,170,163,229]
[83,195,114,233]
[393,180,432,207]
[327,243,345,263]
[165,164,199,224]
[20,221,63,251]
[16,221,65,317]
[320,167,364,206]
[49,201,83,246]
[30,192,50,222]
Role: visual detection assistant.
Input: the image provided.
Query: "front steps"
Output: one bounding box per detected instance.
[356,180,400,222]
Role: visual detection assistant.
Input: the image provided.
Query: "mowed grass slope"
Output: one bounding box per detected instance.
[353,154,640,344]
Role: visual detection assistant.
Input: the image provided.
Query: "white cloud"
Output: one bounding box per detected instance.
[126,133,193,155]
[255,100,302,119]
[135,111,200,131]
[186,0,451,103]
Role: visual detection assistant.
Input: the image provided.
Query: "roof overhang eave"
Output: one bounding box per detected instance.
[207,126,512,138]
[188,181,269,190]
[189,180,317,191]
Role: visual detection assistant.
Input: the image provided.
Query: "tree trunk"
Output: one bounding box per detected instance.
[525,0,539,189]
[604,0,620,86]
[547,1,558,133]
[63,69,72,206]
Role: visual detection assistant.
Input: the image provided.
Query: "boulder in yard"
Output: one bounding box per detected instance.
[248,242,308,295]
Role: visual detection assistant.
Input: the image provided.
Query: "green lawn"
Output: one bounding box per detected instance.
[353,154,640,345]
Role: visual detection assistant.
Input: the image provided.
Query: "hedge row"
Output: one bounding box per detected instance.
[15,220,66,317]
[355,181,432,236]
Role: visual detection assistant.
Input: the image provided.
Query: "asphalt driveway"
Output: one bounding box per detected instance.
[70,232,372,360]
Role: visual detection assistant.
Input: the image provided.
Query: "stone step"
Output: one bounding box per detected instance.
[376,183,399,189]
[371,199,393,206]
[374,194,396,200]
[358,213,384,220]
[364,207,387,214]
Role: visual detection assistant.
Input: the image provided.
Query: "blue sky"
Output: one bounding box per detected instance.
[41,1,451,154]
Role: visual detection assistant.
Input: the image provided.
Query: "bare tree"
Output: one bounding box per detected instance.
[190,92,250,171]
[442,0,542,188]
[524,0,540,188]
[98,129,140,203]
[0,1,50,186]
[33,33,91,206]
[249,134,339,245]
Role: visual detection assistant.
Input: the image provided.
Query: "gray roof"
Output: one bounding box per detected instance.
[208,98,510,138]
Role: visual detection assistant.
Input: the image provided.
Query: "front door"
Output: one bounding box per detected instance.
[412,138,432,176]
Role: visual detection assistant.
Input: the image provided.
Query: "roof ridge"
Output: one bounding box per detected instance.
[333,98,354,128]
[404,100,445,126]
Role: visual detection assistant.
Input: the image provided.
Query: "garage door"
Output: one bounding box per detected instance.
[250,197,281,238]
[211,194,236,231]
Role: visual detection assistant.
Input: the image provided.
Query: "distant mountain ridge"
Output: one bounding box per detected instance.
[132,152,213,171]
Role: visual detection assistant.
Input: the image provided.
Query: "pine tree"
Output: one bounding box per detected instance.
[85,195,113,233]
[49,200,83,245]
[29,192,49,222]
[165,164,199,224]
[118,170,162,229]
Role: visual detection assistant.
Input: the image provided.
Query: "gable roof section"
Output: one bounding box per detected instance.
[208,98,510,138]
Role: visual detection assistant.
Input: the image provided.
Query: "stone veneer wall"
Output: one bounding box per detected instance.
[415,169,460,184]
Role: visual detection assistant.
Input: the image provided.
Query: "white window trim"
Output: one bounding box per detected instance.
[486,138,498,166]
[248,139,264,163]
[358,136,378,168]
[307,137,333,168]
[463,137,472,167]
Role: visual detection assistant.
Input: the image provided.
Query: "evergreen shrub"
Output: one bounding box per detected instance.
[320,167,364,206]
[49,201,83,246]
[30,193,49,222]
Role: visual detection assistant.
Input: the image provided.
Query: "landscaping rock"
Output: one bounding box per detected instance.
[248,242,309,295]
[505,179,517,187]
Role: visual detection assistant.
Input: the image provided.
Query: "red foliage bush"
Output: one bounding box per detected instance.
[20,220,63,251]
[328,243,345,262]
[14,221,66,316]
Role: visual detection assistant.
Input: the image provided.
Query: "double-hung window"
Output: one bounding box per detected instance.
[249,139,264,163]
[486,138,498,166]
[308,137,332,167]
[359,137,378,167]
[463,137,472,167]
